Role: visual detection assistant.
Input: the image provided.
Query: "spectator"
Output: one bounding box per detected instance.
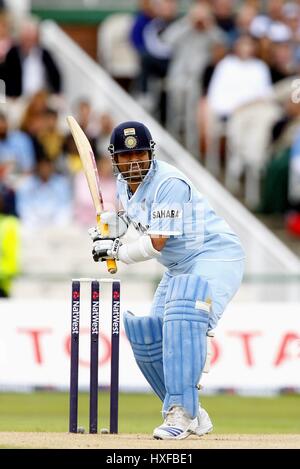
[259,101,300,214]
[96,112,115,158]
[163,2,225,138]
[74,155,116,226]
[251,0,285,37]
[96,156,116,211]
[267,0,285,22]
[197,41,228,158]
[63,132,81,175]
[0,11,12,74]
[19,90,49,163]
[282,2,300,64]
[270,98,300,156]
[235,3,258,36]
[201,41,228,98]
[130,0,155,54]
[207,35,272,119]
[63,98,98,174]
[38,108,64,162]
[0,182,20,297]
[250,0,288,61]
[98,13,140,92]
[3,16,62,98]
[206,34,273,182]
[73,98,98,144]
[0,175,16,215]
[268,36,297,83]
[20,89,49,126]
[0,111,35,183]
[16,155,72,229]
[212,0,238,45]
[142,0,178,66]
[137,0,178,123]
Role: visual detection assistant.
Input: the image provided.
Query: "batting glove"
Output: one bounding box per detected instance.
[88,211,129,242]
[92,238,121,262]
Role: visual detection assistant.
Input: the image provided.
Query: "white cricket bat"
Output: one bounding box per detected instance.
[67,115,117,274]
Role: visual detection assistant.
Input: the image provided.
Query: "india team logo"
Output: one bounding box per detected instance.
[125,136,137,149]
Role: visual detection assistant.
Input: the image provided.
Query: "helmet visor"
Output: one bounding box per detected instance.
[112,151,152,182]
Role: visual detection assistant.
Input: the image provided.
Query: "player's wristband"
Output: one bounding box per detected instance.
[118,235,161,264]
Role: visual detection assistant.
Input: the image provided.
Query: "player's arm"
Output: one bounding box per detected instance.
[91,234,162,264]
[91,178,189,264]
[89,212,162,264]
[150,235,168,251]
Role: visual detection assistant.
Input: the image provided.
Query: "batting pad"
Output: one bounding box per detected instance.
[123,312,166,401]
[163,274,211,418]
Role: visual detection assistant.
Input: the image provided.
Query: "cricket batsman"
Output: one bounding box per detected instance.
[89,121,245,440]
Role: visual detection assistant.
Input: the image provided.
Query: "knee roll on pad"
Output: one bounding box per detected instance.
[163,274,211,418]
[123,311,166,401]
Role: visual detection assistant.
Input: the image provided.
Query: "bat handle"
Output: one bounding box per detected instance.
[97,216,118,274]
[107,258,118,274]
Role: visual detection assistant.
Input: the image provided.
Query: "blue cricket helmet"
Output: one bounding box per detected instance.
[108,121,155,155]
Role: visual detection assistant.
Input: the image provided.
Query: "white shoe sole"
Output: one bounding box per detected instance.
[153,421,198,440]
[153,424,212,439]
[153,428,195,440]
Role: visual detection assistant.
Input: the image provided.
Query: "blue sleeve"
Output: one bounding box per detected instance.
[130,14,150,52]
[13,132,35,172]
[148,178,191,236]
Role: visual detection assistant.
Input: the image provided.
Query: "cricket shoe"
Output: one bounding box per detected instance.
[153,406,198,440]
[193,407,213,436]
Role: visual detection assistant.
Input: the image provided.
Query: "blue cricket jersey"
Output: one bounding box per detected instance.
[117,160,245,272]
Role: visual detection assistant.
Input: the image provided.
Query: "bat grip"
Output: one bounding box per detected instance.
[106,258,118,275]
[98,217,118,274]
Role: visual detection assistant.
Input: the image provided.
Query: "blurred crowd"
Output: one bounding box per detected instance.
[98,0,300,230]
[1,0,300,295]
[0,7,118,296]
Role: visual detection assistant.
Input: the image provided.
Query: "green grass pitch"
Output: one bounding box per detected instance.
[0,392,299,434]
